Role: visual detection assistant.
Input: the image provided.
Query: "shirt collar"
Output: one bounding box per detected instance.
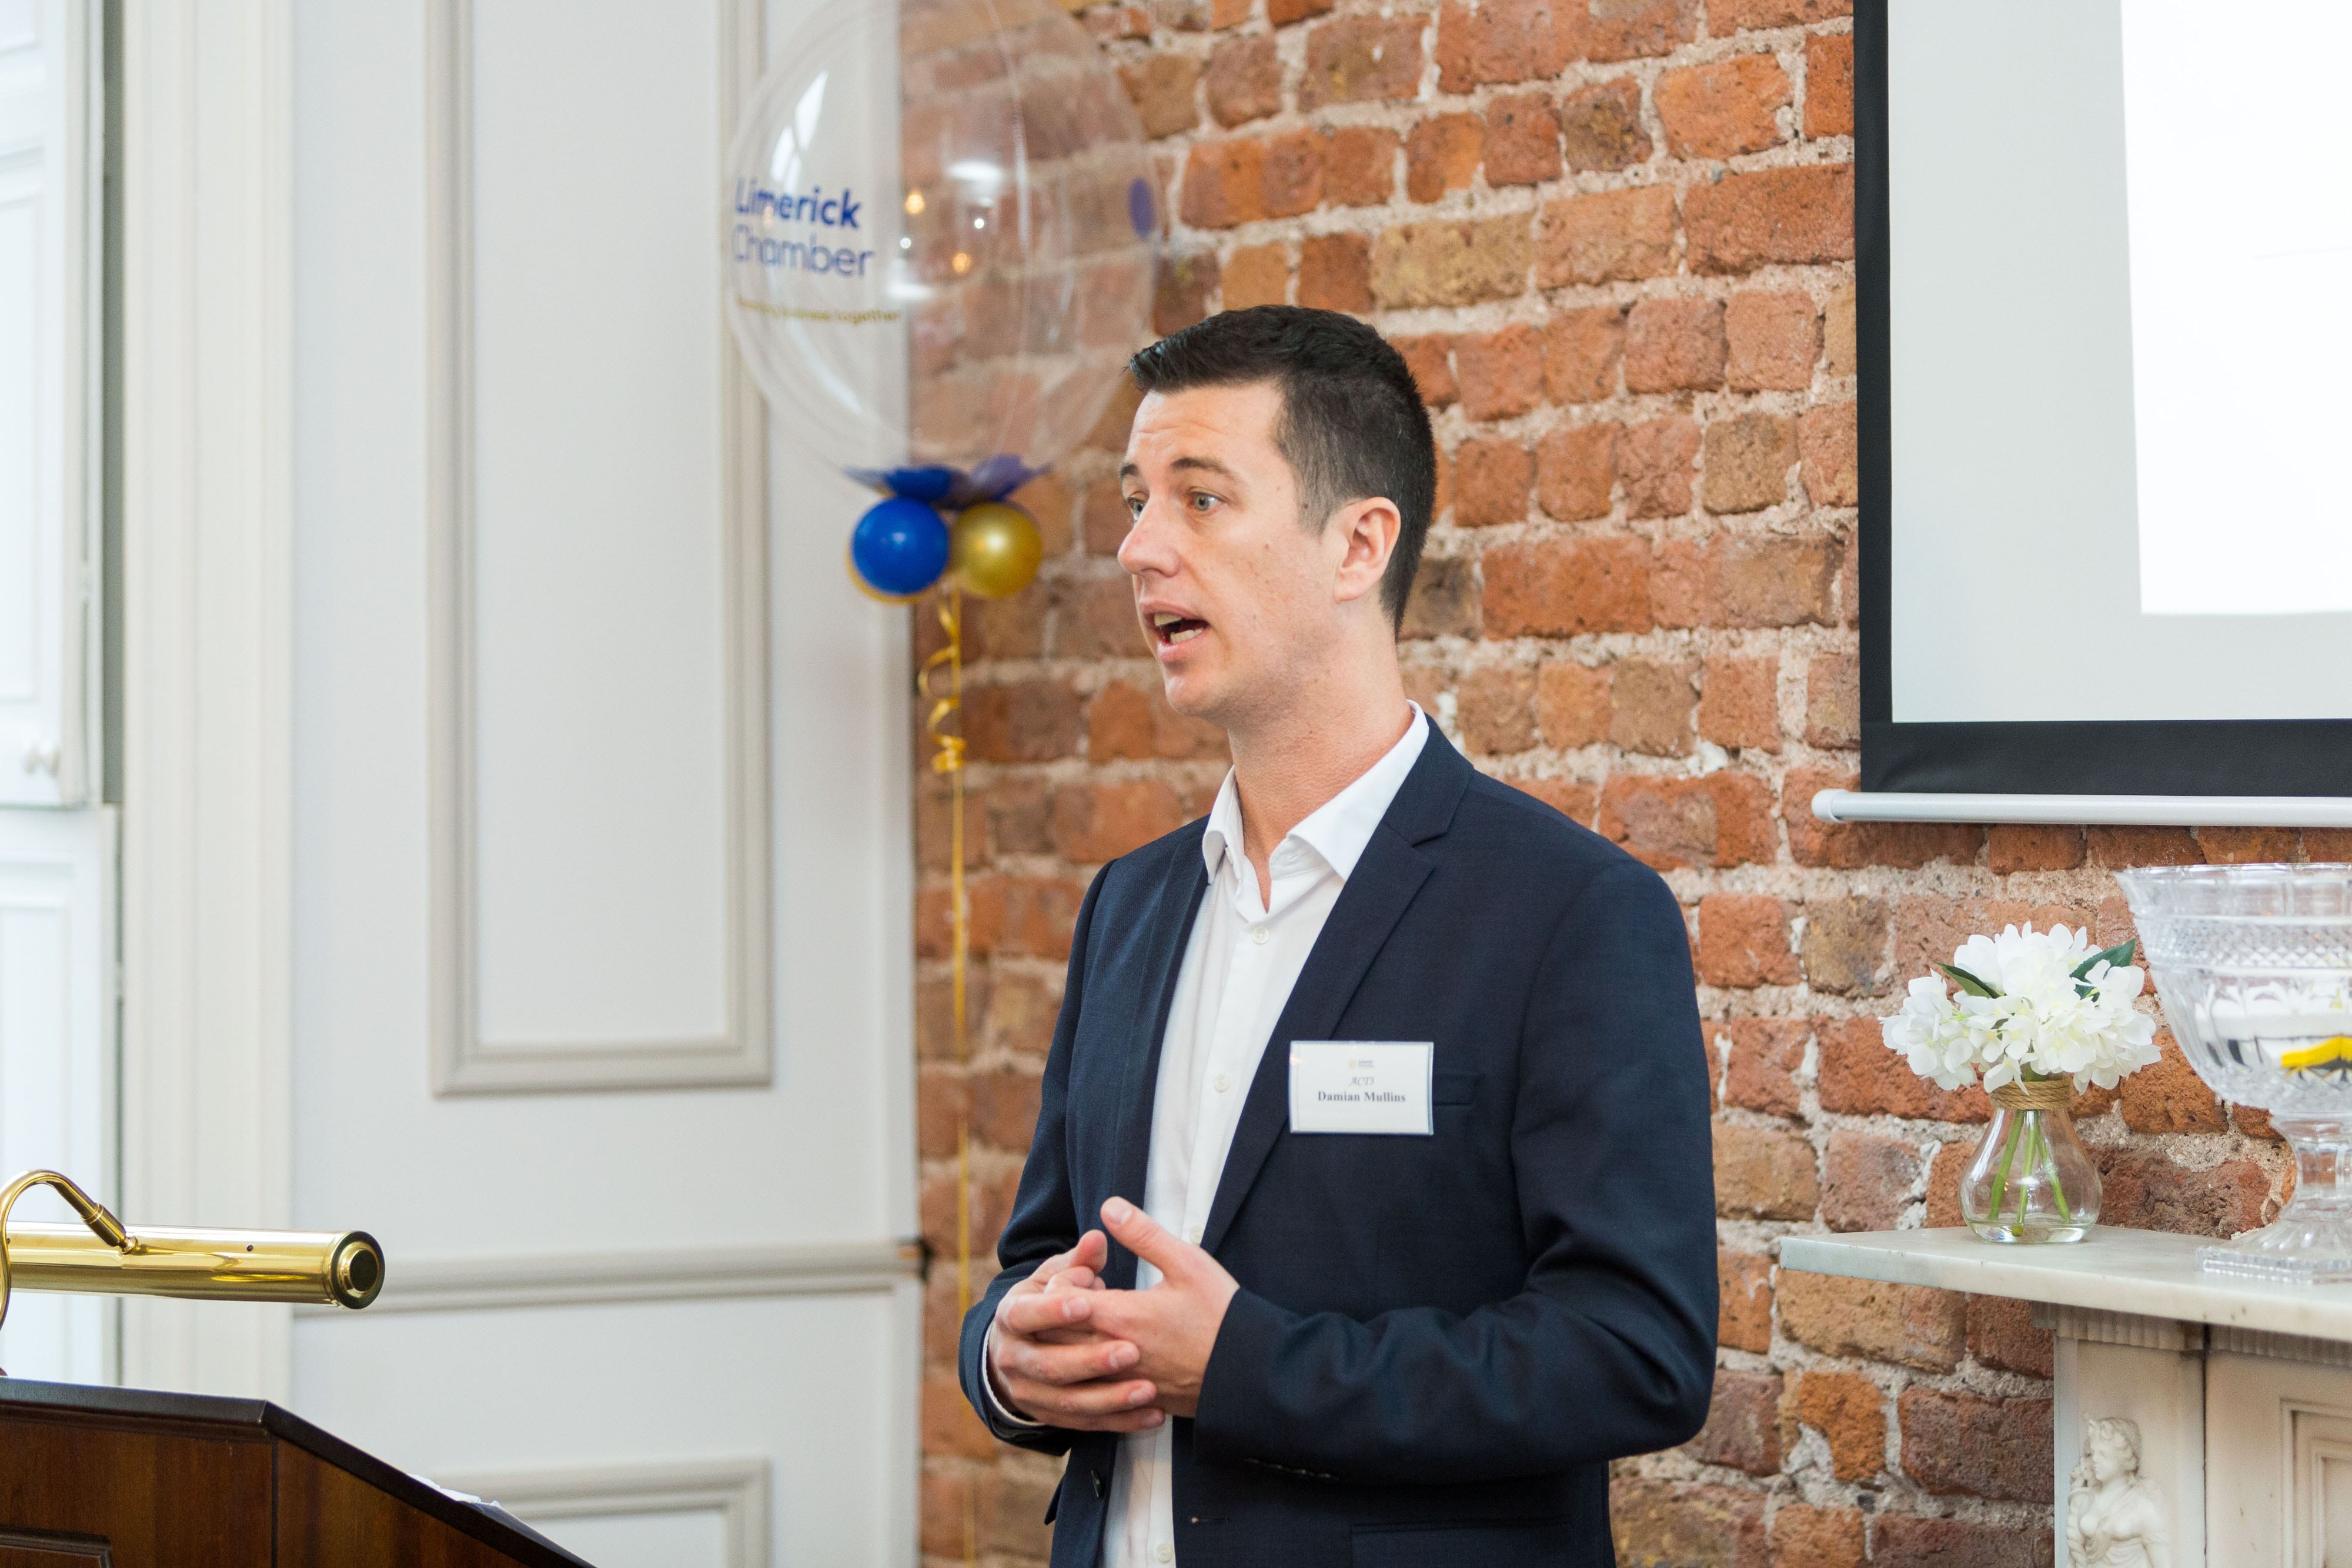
[1200,704,1430,885]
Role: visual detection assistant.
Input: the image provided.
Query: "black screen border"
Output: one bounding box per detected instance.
[1854,0,2352,797]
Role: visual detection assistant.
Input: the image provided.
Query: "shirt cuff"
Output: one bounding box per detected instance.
[981,1322,1048,1429]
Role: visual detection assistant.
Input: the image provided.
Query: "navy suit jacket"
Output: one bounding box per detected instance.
[958,726,1718,1567]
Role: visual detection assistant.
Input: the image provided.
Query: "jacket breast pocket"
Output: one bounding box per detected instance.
[1432,1071,1481,1106]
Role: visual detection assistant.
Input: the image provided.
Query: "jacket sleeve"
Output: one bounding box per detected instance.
[956,861,1110,1455]
[1188,860,1719,1483]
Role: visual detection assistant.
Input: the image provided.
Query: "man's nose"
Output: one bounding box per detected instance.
[1115,499,1175,579]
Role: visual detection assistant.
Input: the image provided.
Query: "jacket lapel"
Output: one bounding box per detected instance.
[1196,727,1474,1256]
[1102,838,1208,1290]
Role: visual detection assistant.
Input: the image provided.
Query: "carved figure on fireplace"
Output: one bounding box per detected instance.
[2067,1415,2168,1568]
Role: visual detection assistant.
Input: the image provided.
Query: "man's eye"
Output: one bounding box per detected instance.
[1124,494,1145,519]
[1190,492,1218,512]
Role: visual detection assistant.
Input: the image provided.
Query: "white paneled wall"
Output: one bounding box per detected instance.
[289,1,916,1563]
[466,1,731,1056]
[115,0,300,1402]
[434,1455,769,1568]
[0,806,113,1383]
[437,0,772,1094]
[0,3,922,1556]
[0,0,99,807]
[0,0,106,1394]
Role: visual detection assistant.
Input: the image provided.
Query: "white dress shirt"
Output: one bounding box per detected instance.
[986,705,1429,1567]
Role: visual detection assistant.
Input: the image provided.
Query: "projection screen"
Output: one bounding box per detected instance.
[1859,0,2352,795]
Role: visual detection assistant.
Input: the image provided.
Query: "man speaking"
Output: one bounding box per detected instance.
[958,306,1716,1566]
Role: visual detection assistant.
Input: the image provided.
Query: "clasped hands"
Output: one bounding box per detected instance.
[987,1197,1240,1430]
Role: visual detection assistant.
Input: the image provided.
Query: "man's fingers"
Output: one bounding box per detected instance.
[1000,1375,1160,1421]
[1012,1229,1112,1301]
[1007,1335,1140,1387]
[1030,1322,1107,1348]
[1101,1196,1195,1278]
[999,1286,1104,1338]
[1023,1238,1086,1291]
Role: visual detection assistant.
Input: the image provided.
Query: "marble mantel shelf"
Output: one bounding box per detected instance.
[1780,1226,2352,1345]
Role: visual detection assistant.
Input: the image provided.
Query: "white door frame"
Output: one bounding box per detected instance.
[115,0,297,1400]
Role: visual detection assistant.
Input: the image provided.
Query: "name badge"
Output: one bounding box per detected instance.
[1288,1041,1434,1135]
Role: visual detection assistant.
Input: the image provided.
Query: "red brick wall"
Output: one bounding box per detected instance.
[913,4,2336,1563]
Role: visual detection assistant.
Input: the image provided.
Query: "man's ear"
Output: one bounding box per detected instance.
[1331,497,1401,606]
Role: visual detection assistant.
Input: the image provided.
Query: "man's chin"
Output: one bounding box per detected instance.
[1157,666,1229,727]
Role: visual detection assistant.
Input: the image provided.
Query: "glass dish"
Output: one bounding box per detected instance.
[2117,864,2352,1282]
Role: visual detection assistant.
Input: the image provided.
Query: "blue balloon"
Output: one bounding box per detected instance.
[850,497,950,598]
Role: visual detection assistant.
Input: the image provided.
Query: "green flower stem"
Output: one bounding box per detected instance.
[2043,1115,2076,1225]
[2012,1118,2038,1226]
[1987,1113,2023,1225]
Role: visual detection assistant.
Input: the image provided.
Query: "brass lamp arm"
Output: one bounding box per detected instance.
[0,1169,135,1340]
[1,1170,386,1378]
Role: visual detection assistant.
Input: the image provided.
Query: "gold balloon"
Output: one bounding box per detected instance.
[950,503,1044,599]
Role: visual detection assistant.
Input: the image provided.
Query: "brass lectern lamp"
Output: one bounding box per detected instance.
[0,1168,384,1371]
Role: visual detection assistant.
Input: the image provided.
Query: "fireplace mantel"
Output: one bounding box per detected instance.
[1783,1225,2352,1566]
[1783,1226,2352,1342]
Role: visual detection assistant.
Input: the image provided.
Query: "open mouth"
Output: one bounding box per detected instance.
[1150,611,1208,647]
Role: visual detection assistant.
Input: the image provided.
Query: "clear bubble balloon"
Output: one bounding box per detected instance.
[724,0,1160,479]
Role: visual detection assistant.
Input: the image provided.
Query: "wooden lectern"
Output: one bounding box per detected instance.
[0,1378,589,1567]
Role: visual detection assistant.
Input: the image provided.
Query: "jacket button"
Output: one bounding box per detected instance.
[1092,1470,1105,1497]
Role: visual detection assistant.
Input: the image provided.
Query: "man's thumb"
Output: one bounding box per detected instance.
[1073,1228,1110,1271]
[1102,1197,1184,1272]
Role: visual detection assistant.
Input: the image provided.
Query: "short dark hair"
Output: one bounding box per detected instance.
[1127,306,1436,630]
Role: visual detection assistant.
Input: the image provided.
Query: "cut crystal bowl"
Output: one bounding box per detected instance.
[2117,864,2352,1282]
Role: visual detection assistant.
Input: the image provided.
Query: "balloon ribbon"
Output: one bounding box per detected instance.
[919,586,979,1566]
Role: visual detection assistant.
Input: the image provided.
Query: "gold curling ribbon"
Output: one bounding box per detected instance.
[920,585,970,1318]
[1989,1078,2076,1114]
[917,585,979,1568]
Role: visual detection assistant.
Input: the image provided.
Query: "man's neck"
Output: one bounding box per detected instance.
[1225,660,1414,895]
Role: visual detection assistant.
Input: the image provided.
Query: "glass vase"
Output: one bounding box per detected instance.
[1960,1081,2101,1243]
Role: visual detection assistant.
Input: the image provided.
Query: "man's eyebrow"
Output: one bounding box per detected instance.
[1119,454,1241,485]
[1169,455,1239,480]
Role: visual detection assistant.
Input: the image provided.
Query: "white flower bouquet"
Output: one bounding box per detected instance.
[1884,923,2158,1092]
[1882,923,2160,1240]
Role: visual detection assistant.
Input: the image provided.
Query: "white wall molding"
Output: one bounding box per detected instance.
[423,0,772,1095]
[298,1238,920,1318]
[434,1457,770,1568]
[115,0,295,1401]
